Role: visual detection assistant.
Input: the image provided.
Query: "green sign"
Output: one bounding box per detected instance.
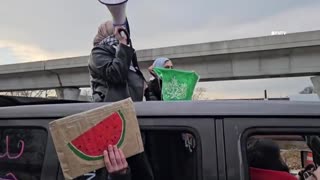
[154,68,200,101]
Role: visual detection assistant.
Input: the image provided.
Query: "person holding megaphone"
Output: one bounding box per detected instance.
[89,20,146,103]
[88,1,154,180]
[89,0,146,103]
[89,20,153,180]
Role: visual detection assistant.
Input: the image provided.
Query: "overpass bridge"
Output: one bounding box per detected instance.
[1,30,320,99]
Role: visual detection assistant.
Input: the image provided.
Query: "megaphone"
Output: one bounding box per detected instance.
[98,0,128,26]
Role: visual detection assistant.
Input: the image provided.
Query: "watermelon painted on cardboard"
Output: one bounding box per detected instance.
[153,68,200,101]
[49,98,144,179]
[67,111,126,161]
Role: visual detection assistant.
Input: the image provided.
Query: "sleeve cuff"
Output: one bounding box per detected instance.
[107,168,131,180]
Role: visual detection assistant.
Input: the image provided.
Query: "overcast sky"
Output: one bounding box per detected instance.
[0,0,319,99]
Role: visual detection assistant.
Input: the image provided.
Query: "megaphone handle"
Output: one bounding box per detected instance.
[118,28,131,47]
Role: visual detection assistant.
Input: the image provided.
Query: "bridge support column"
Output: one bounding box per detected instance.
[311,76,320,98]
[56,87,80,100]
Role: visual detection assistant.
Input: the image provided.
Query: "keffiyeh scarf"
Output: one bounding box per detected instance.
[99,35,119,47]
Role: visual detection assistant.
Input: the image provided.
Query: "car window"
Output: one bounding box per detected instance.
[144,130,198,180]
[245,134,315,179]
[0,127,47,180]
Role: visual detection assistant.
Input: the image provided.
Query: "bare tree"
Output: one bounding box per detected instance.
[79,88,93,101]
[0,90,55,98]
[193,87,209,100]
[299,86,315,94]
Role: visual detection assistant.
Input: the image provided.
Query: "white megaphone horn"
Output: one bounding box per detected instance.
[98,0,128,26]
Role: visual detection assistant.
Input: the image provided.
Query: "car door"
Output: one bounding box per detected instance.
[56,116,217,180]
[0,118,59,180]
[223,117,320,180]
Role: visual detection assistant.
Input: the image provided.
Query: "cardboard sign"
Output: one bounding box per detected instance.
[49,98,144,179]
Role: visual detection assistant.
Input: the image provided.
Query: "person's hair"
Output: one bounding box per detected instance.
[93,21,114,46]
[247,138,289,172]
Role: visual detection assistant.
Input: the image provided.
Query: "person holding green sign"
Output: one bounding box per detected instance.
[145,57,173,101]
[145,57,197,155]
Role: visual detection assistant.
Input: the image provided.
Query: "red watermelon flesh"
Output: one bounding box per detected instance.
[67,110,126,161]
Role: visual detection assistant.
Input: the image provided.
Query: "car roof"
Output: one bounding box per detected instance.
[0,100,320,119]
[0,95,86,107]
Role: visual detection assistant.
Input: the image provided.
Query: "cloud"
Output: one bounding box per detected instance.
[0,0,108,54]
[4,0,320,63]
[133,2,320,49]
[0,40,77,63]
[1,0,320,63]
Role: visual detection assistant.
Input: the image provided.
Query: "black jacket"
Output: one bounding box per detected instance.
[89,44,145,102]
[108,168,131,180]
[145,78,162,101]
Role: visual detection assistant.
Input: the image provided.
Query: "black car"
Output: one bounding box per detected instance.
[1,96,320,180]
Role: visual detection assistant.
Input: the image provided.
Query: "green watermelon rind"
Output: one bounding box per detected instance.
[67,110,126,161]
[67,142,103,161]
[116,110,126,148]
